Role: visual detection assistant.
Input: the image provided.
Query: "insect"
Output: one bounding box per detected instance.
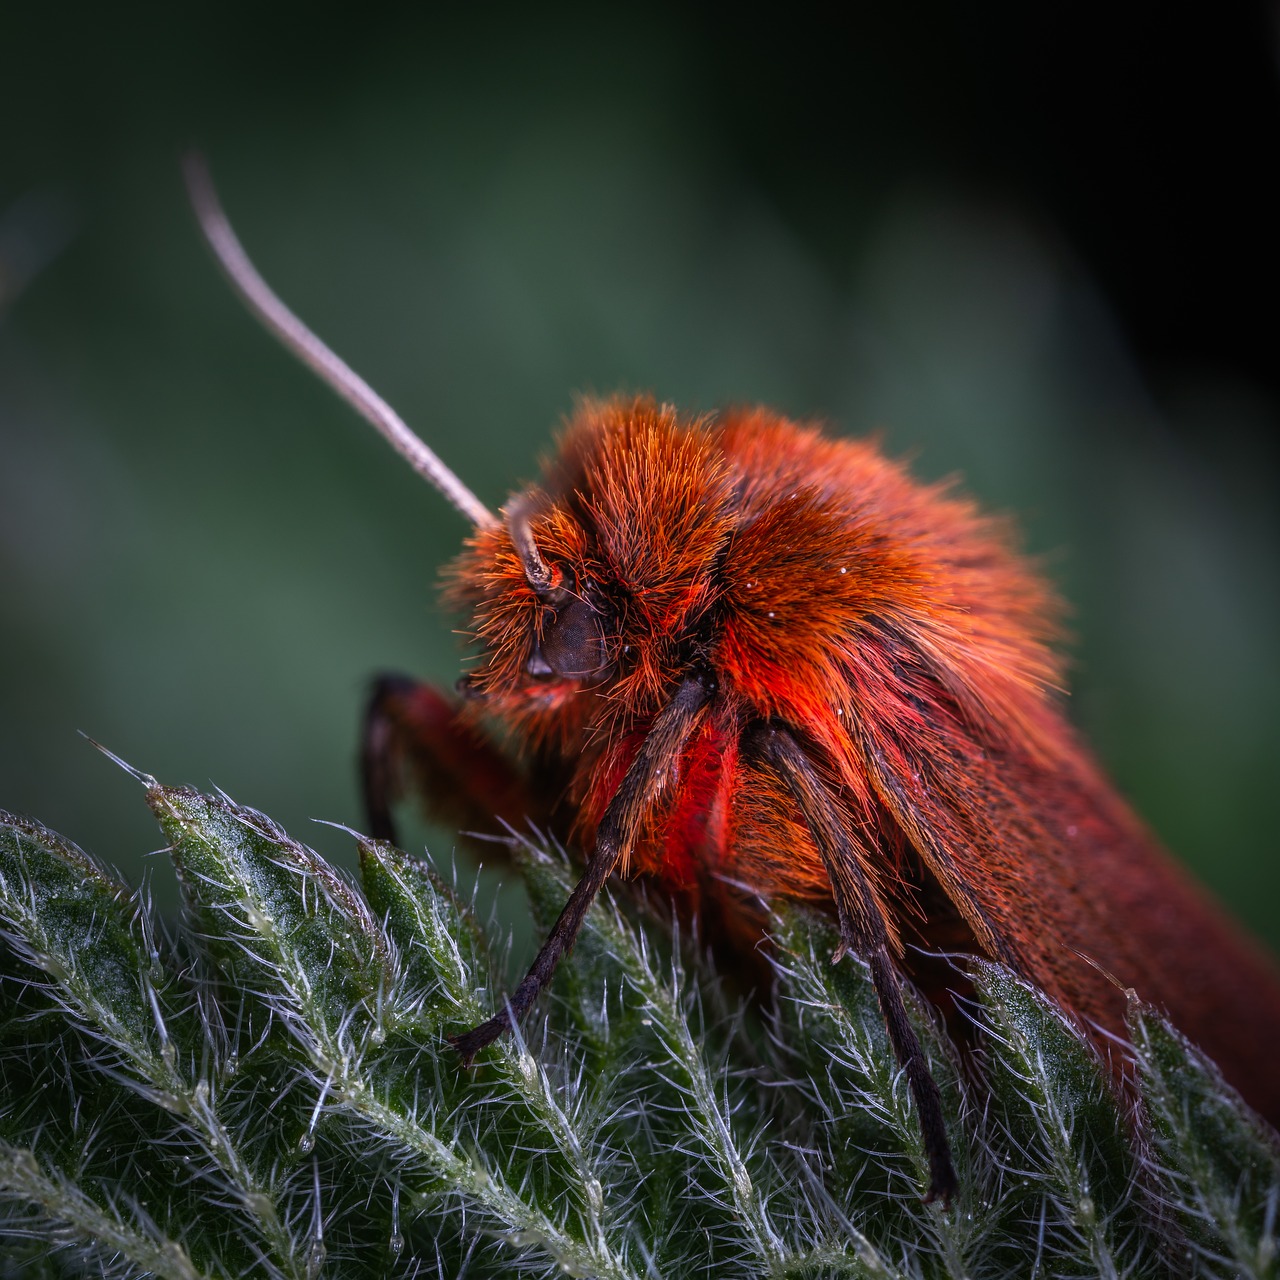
[185,157,1280,1205]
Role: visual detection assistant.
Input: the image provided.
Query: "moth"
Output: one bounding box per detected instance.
[186,158,1280,1204]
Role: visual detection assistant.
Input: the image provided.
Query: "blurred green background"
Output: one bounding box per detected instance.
[2,6,1277,949]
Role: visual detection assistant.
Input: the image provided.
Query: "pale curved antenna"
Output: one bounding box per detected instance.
[183,153,497,529]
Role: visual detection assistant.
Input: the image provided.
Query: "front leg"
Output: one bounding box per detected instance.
[360,672,536,846]
[450,672,713,1060]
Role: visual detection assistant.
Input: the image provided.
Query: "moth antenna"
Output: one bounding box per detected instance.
[182,152,497,529]
[505,492,554,595]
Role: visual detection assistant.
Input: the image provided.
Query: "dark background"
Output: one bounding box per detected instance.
[2,5,1278,949]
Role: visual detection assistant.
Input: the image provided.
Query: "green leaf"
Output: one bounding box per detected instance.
[3,791,1279,1278]
[1129,998,1280,1279]
[972,961,1151,1277]
[0,812,171,1092]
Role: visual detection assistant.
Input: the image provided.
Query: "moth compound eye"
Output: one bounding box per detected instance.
[538,595,609,679]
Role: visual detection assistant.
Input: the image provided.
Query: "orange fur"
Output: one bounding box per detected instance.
[447,395,1280,1122]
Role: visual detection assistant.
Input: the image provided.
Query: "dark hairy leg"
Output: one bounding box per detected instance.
[451,673,712,1061]
[756,725,958,1206]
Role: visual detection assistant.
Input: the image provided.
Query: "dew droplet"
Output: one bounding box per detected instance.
[388,1232,404,1257]
[298,1132,315,1154]
[369,1024,386,1046]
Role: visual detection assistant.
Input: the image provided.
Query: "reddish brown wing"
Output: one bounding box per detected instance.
[846,625,1280,1124]
[705,408,1280,1124]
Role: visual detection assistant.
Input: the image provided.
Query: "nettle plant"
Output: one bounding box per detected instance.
[1,765,1278,1278]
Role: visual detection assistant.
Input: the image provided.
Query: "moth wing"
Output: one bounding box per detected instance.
[845,635,1280,1119]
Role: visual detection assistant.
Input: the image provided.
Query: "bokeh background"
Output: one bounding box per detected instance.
[2,6,1278,950]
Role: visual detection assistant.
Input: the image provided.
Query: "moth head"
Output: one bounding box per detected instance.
[449,399,733,724]
[443,488,620,728]
[505,496,611,684]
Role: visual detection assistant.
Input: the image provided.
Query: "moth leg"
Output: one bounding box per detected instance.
[451,672,712,1061]
[758,726,959,1207]
[360,672,533,846]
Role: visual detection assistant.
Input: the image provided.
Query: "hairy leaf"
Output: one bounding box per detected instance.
[2,789,1277,1278]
